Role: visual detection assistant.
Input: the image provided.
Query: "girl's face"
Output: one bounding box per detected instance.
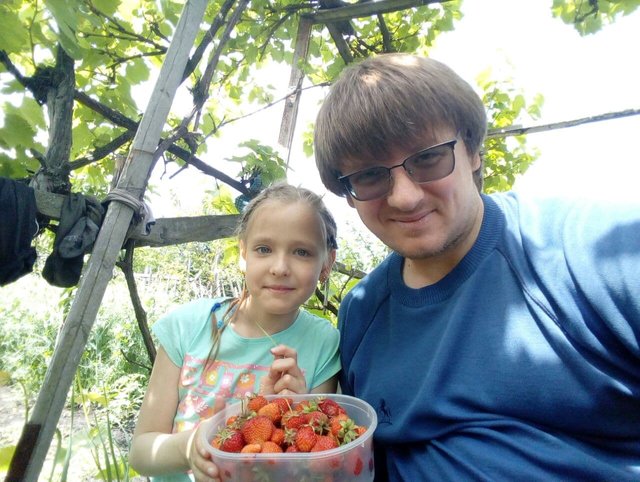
[240,200,334,325]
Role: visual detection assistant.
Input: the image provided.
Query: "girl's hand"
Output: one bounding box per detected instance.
[187,397,226,481]
[260,344,308,395]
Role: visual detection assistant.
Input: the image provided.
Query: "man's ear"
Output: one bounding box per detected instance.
[471,151,482,171]
[346,195,355,208]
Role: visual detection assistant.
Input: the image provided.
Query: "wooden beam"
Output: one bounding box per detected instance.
[33,189,239,247]
[486,108,640,139]
[278,15,313,153]
[7,1,209,480]
[308,0,449,24]
[134,215,238,247]
[326,23,354,64]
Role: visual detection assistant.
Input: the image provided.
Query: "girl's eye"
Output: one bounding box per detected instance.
[294,248,311,257]
[255,246,271,254]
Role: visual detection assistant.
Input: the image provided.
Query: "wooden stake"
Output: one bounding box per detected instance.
[6,1,208,480]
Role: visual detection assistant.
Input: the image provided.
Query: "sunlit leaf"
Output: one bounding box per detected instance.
[44,0,83,59]
[0,8,29,54]
[2,112,36,149]
[0,445,16,471]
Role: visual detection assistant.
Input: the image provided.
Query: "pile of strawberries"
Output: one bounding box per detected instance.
[210,394,368,456]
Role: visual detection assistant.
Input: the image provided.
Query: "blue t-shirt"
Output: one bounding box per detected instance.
[339,192,640,481]
[152,297,340,481]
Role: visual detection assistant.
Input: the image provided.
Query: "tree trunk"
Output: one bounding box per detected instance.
[29,46,74,194]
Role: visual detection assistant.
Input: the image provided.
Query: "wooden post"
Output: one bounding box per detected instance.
[278,0,447,159]
[278,15,313,159]
[5,1,208,480]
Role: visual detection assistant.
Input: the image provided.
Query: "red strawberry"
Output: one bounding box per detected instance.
[309,435,341,474]
[318,398,346,418]
[329,413,354,440]
[306,410,329,434]
[343,451,364,476]
[272,396,293,413]
[282,411,307,431]
[210,436,222,450]
[270,427,285,446]
[241,415,274,444]
[247,394,268,413]
[258,401,283,424]
[218,428,244,453]
[311,435,339,452]
[240,443,262,454]
[293,399,316,412]
[261,440,284,453]
[294,425,317,452]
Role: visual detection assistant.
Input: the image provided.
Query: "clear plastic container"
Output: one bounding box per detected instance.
[199,393,377,482]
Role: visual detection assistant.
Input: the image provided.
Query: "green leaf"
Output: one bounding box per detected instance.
[18,98,46,132]
[2,112,36,149]
[44,0,83,59]
[0,445,16,471]
[512,94,525,115]
[92,0,120,16]
[125,57,150,84]
[0,152,37,178]
[0,8,29,54]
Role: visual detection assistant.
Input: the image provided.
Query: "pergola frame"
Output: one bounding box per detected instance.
[7,0,640,479]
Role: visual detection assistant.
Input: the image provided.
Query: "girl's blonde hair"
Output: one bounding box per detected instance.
[207,181,338,364]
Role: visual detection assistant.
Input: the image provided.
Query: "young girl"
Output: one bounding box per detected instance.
[129,182,339,481]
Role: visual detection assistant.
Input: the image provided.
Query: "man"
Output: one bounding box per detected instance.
[314,53,640,481]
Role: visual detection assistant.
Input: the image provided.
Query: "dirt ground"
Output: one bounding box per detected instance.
[0,384,145,481]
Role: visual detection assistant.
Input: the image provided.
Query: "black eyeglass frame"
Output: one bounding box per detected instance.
[338,138,458,201]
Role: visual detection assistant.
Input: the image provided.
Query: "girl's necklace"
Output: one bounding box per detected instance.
[254,319,278,348]
[253,309,299,347]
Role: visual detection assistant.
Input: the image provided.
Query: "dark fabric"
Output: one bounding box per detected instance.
[42,192,104,287]
[0,177,38,286]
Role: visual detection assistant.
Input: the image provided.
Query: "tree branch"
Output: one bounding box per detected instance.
[182,0,236,81]
[74,91,139,130]
[86,3,168,52]
[378,14,394,52]
[68,130,134,170]
[190,0,251,126]
[117,240,156,365]
[74,89,249,193]
[0,50,29,86]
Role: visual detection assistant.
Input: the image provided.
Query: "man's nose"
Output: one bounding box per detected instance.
[386,167,423,210]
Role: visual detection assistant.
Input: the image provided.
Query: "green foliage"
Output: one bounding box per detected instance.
[73,382,137,481]
[478,70,544,193]
[226,139,288,186]
[552,0,640,34]
[0,0,468,194]
[305,2,462,84]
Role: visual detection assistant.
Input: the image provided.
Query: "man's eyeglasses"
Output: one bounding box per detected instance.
[338,139,457,201]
